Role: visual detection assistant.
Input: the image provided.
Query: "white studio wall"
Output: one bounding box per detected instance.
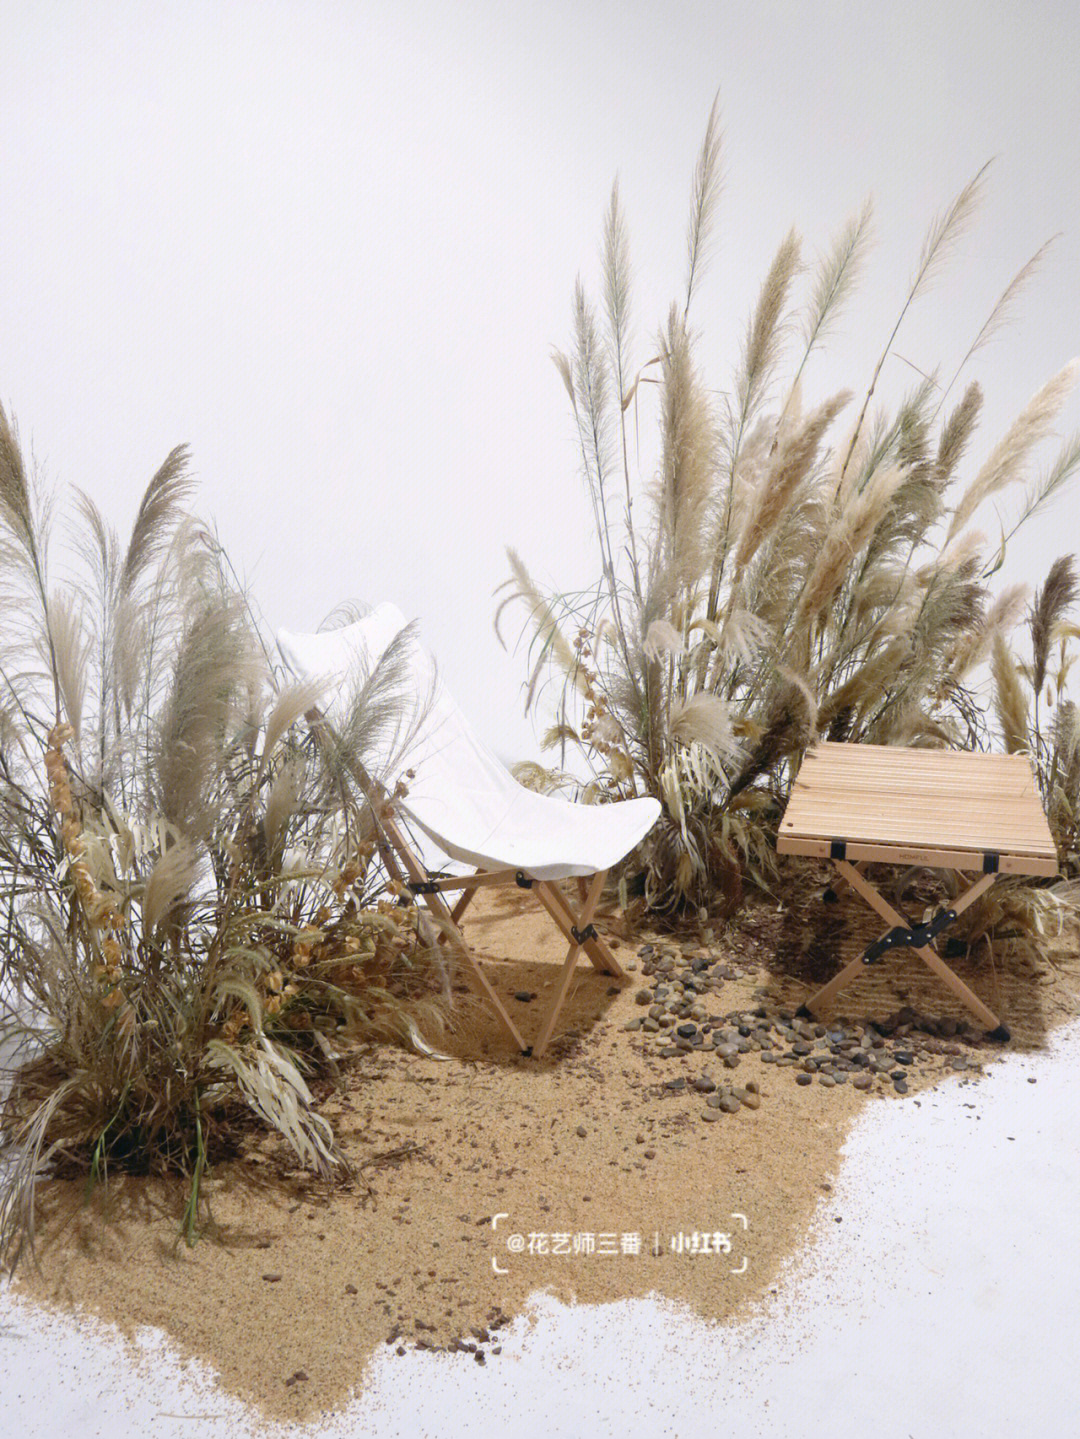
[2,0,1078,763]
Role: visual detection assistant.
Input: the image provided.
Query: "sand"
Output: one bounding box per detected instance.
[13,874,1080,1424]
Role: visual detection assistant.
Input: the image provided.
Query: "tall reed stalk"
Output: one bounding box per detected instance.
[502,99,1079,915]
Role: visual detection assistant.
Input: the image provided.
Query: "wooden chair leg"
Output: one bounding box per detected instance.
[379,816,529,1053]
[534,879,627,979]
[533,870,608,1059]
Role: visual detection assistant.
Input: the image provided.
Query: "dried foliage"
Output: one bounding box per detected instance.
[0,426,447,1264]
[501,102,1079,917]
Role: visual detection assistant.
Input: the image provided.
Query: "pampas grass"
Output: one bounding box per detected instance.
[503,103,1080,912]
[0,422,450,1266]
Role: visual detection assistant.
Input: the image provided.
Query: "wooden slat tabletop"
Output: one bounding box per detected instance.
[777,743,1058,876]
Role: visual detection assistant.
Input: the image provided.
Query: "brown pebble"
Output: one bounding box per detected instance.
[262,1274,283,1283]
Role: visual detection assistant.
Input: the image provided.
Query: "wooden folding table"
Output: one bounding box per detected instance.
[776,743,1059,1040]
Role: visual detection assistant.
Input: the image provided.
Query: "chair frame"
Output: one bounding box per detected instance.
[304,706,629,1058]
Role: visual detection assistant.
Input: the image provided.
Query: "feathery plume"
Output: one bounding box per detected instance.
[798,199,874,357]
[684,93,723,315]
[142,838,201,933]
[733,391,850,571]
[948,360,1080,540]
[668,693,741,764]
[991,629,1029,753]
[119,446,195,599]
[1030,556,1077,698]
[654,307,719,592]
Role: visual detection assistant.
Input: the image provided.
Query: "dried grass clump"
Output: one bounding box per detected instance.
[501,97,1079,917]
[0,423,447,1265]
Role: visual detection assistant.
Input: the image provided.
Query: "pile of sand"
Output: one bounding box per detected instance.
[16,878,1080,1423]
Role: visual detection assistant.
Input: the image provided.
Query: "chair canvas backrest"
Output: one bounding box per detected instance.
[276,604,521,866]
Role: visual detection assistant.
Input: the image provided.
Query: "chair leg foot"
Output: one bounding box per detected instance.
[822,887,839,904]
[521,1046,534,1058]
[795,1004,814,1020]
[985,1024,1010,1043]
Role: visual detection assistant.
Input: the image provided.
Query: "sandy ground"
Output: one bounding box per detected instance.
[5,874,1079,1431]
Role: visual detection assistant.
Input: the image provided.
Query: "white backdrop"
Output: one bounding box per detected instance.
[3,0,1078,763]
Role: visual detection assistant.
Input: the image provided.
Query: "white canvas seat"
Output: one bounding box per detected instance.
[277,603,661,1055]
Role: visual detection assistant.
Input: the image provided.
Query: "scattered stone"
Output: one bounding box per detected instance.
[664,1077,686,1092]
[513,992,535,1003]
[635,989,653,1006]
[796,1074,812,1087]
[852,1074,873,1091]
[575,1125,587,1138]
[701,1108,721,1122]
[345,1284,358,1295]
[262,1274,283,1283]
[692,1075,716,1093]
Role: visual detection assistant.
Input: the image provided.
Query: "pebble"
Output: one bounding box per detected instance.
[576,1125,587,1138]
[701,1108,721,1122]
[621,937,1001,1113]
